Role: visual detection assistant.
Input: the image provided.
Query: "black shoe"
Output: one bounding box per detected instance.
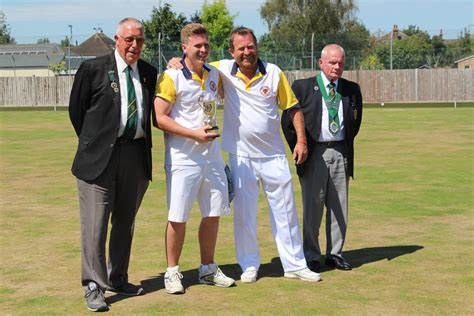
[106,283,145,296]
[84,282,109,312]
[307,261,321,273]
[325,256,352,270]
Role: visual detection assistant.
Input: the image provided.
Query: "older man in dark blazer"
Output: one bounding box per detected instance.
[69,18,157,312]
[282,44,362,274]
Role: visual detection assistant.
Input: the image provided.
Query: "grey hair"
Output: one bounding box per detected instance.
[116,18,143,35]
[321,44,345,59]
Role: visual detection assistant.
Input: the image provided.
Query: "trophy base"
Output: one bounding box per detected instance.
[206,126,219,133]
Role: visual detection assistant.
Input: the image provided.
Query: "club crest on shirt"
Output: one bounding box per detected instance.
[209,81,217,92]
[260,86,270,97]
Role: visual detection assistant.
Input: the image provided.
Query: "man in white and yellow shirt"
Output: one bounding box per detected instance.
[215,28,321,283]
[153,23,234,295]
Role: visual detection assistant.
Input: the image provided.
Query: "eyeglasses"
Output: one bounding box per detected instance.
[118,35,145,45]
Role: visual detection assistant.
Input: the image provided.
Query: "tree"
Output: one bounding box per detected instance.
[189,11,202,23]
[372,25,472,69]
[403,25,430,39]
[375,33,433,69]
[0,11,16,44]
[259,0,369,69]
[429,34,447,68]
[60,36,70,48]
[48,60,67,75]
[142,3,188,70]
[359,54,384,70]
[201,0,235,58]
[445,28,472,67]
[37,37,50,44]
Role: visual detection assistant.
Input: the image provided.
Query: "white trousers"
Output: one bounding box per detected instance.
[229,154,307,273]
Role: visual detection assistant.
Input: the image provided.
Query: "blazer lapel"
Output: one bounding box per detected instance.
[311,79,323,138]
[106,53,121,116]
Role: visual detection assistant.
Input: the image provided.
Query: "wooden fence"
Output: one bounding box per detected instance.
[0,76,73,106]
[0,69,472,107]
[286,69,473,103]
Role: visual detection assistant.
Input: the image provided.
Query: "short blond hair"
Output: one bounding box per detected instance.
[181,23,208,44]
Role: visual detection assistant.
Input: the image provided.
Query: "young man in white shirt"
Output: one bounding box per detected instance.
[154,23,235,294]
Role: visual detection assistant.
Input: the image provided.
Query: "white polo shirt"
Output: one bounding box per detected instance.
[155,62,223,166]
[212,59,298,158]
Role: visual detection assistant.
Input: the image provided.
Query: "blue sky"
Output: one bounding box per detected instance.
[2,0,473,44]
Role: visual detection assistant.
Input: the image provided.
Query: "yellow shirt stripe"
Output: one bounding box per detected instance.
[277,70,298,110]
[155,72,177,104]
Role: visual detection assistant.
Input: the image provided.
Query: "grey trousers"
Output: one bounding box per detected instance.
[77,139,149,290]
[300,143,349,262]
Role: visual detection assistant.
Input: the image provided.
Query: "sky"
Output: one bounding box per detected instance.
[1,0,473,45]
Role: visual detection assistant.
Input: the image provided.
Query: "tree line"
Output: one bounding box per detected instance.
[1,1,472,71]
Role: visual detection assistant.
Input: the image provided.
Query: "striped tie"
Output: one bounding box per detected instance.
[326,82,340,134]
[122,65,138,139]
[328,82,336,101]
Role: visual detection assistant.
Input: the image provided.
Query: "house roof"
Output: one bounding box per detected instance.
[71,32,114,57]
[454,55,474,64]
[0,44,64,68]
[378,30,409,42]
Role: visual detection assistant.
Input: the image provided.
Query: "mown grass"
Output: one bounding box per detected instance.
[0,107,473,315]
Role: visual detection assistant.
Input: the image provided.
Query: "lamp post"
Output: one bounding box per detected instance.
[389,25,398,70]
[311,32,314,70]
[68,25,72,76]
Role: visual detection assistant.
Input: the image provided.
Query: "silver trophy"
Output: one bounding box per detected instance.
[198,92,218,133]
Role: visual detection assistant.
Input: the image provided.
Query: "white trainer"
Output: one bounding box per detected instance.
[164,267,185,294]
[240,270,258,283]
[198,263,235,288]
[284,267,322,282]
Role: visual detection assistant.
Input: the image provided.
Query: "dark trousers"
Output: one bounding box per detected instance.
[77,139,149,289]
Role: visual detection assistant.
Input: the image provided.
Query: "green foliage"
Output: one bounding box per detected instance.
[201,0,235,58]
[258,0,369,69]
[0,11,16,44]
[142,3,188,71]
[60,36,70,48]
[48,60,66,75]
[37,37,50,44]
[189,10,202,23]
[375,32,434,69]
[359,54,384,70]
[374,26,472,69]
[403,25,430,39]
[447,28,472,62]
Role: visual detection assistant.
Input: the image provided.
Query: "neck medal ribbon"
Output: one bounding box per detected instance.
[316,73,341,134]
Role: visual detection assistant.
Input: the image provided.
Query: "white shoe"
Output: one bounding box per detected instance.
[164,267,185,294]
[198,263,235,288]
[240,270,258,283]
[284,267,322,282]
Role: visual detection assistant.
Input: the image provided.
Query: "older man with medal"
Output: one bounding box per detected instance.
[282,44,363,273]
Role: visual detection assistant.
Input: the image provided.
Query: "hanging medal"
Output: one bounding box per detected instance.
[316,74,341,135]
